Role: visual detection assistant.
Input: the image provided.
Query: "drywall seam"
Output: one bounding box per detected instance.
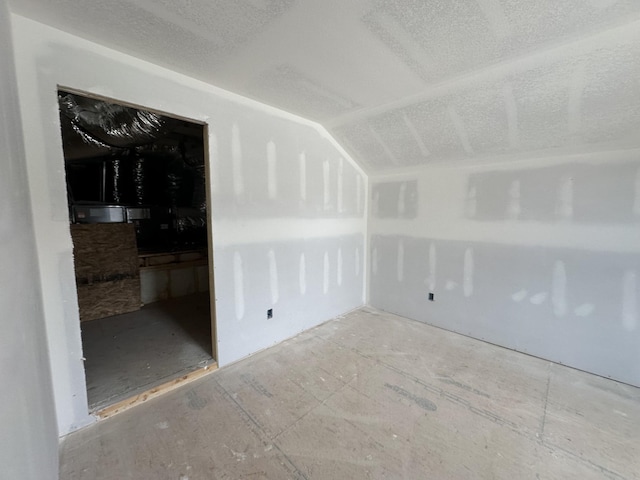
[317,124,369,178]
[362,162,371,305]
[367,221,639,255]
[402,112,431,159]
[369,125,401,165]
[502,82,520,149]
[368,10,434,76]
[367,146,640,177]
[327,14,640,128]
[447,106,474,155]
[316,121,369,304]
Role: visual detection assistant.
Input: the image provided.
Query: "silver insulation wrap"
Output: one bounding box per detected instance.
[59,91,208,249]
[59,92,171,148]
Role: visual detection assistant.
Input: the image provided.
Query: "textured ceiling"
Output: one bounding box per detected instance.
[8,0,640,171]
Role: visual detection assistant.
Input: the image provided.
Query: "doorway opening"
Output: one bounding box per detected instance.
[58,89,217,413]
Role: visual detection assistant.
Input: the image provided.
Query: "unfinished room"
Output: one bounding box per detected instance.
[1,1,639,479]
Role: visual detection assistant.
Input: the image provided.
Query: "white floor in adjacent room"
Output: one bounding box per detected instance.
[62,308,640,479]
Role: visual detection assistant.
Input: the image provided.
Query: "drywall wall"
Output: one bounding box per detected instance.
[362,0,640,387]
[11,15,367,436]
[0,2,58,478]
[369,149,640,387]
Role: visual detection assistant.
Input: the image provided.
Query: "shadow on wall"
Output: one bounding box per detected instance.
[371,180,418,219]
[466,162,640,223]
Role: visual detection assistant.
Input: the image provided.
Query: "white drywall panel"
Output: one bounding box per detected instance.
[368,151,640,386]
[11,15,367,436]
[0,2,58,478]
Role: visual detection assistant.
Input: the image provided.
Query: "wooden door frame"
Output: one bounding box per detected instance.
[202,123,218,362]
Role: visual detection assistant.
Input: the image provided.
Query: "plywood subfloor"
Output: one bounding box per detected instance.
[63,307,640,479]
[81,292,214,411]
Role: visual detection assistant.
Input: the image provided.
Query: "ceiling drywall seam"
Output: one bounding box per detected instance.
[326,14,640,128]
[502,83,520,149]
[402,112,431,159]
[368,218,640,255]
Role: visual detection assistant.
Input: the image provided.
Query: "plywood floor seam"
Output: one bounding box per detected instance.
[61,308,640,480]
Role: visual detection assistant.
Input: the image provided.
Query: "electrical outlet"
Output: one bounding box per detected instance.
[267,308,273,319]
[428,292,435,301]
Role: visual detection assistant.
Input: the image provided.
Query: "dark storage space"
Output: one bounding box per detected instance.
[59,90,215,412]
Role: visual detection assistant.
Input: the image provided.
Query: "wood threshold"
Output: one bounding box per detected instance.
[95,363,218,420]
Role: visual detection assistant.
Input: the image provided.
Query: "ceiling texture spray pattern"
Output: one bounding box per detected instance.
[8,0,640,171]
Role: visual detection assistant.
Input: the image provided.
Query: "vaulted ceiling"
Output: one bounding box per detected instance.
[8,0,640,172]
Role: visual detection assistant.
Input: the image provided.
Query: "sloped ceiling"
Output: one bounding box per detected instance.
[8,0,640,172]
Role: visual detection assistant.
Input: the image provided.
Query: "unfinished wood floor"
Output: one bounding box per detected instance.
[61,308,640,479]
